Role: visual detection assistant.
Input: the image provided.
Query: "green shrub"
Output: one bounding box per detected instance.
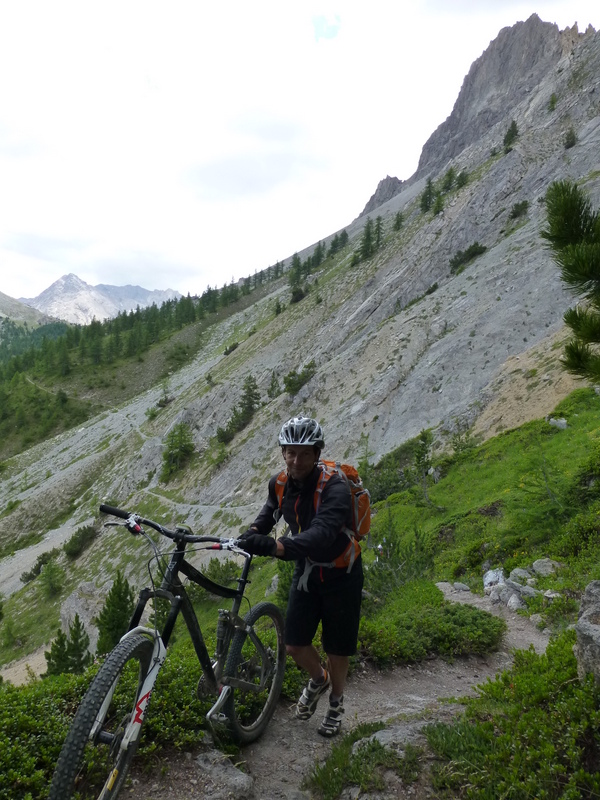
[449,242,487,275]
[283,360,317,395]
[0,672,88,800]
[503,119,518,152]
[456,169,469,189]
[359,579,505,665]
[426,631,600,798]
[548,92,558,111]
[39,559,64,598]
[63,525,98,560]
[290,287,306,303]
[509,200,529,219]
[20,549,61,584]
[564,126,577,149]
[552,503,600,556]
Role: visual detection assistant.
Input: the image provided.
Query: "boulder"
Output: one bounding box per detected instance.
[531,558,562,576]
[574,581,600,684]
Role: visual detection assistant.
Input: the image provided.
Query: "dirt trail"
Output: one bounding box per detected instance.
[121,584,549,800]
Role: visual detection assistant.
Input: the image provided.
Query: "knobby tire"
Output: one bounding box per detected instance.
[222,601,286,744]
[48,632,155,800]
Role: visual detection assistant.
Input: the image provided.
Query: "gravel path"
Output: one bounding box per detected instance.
[119,583,548,800]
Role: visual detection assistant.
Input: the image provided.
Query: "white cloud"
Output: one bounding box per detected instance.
[0,1,598,300]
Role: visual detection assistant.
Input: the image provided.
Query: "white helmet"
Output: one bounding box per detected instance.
[278,415,324,449]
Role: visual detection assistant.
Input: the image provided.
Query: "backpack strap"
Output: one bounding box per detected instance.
[275,464,360,583]
[273,470,288,523]
[296,537,361,591]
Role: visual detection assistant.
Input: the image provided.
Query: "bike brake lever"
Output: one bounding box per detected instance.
[125,514,143,535]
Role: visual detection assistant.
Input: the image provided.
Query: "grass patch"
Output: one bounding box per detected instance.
[426,631,600,798]
[305,721,423,800]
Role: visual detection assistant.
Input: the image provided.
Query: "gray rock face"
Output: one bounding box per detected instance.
[1,17,599,602]
[358,175,404,219]
[574,581,600,684]
[416,15,568,178]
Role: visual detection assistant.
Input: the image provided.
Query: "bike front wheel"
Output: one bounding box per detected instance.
[49,632,156,800]
[223,601,286,744]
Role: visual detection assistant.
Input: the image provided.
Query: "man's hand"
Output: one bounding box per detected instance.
[238,528,256,543]
[238,534,277,557]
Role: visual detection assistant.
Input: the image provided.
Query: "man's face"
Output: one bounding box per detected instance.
[282,445,317,482]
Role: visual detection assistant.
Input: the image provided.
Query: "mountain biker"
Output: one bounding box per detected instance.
[238,414,364,737]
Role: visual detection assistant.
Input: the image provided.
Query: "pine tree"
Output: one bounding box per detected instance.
[96,571,136,655]
[45,628,71,676]
[161,422,195,480]
[542,180,600,381]
[45,614,92,675]
[240,374,260,419]
[441,167,456,193]
[503,120,519,151]
[360,217,374,260]
[66,614,93,673]
[420,178,434,213]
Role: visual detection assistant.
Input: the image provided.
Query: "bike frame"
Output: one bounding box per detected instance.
[92,525,254,752]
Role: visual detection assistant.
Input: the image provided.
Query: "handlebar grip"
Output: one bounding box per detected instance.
[99,503,132,520]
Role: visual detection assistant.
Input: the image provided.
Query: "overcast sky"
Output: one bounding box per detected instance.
[1,1,598,301]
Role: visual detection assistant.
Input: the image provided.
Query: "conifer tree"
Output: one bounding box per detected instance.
[45,628,70,676]
[542,180,600,381]
[66,614,93,673]
[96,571,136,655]
[45,614,92,676]
[161,422,195,480]
[420,178,434,213]
[503,120,519,151]
[360,217,374,260]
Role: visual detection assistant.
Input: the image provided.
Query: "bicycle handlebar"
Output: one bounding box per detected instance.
[99,503,241,548]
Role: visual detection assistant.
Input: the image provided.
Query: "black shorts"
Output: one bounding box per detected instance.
[284,559,363,657]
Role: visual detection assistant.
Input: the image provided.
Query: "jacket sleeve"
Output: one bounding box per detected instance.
[279,475,351,562]
[246,476,279,535]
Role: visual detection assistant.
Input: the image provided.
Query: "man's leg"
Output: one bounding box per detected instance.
[326,653,349,699]
[287,643,325,682]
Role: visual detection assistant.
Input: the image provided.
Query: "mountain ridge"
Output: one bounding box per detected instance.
[18,272,181,325]
[0,15,598,605]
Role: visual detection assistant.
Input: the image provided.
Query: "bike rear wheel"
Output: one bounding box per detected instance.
[49,632,156,800]
[223,601,286,744]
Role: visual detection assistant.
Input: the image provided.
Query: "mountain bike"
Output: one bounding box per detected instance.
[48,503,286,800]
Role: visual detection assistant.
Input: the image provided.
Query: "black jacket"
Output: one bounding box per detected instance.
[251,465,354,565]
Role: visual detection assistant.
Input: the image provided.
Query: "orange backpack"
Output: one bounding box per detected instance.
[274,460,371,572]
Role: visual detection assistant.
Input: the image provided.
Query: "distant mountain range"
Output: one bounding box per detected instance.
[18,273,182,325]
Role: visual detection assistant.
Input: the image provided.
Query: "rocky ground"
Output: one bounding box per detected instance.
[118,584,549,800]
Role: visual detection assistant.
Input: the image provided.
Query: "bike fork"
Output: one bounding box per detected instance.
[91,628,166,749]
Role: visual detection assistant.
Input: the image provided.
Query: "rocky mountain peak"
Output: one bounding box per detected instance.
[20,274,181,325]
[358,175,404,219]
[415,14,594,178]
